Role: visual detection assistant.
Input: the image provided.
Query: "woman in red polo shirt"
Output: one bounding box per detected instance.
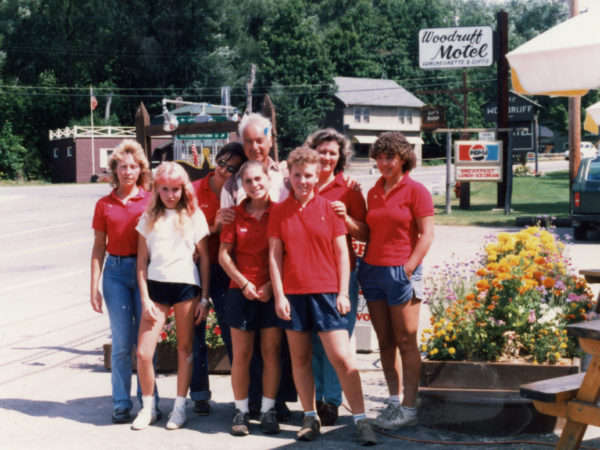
[357,132,434,430]
[91,139,156,424]
[190,142,245,415]
[218,160,281,437]
[305,128,368,426]
[268,147,377,446]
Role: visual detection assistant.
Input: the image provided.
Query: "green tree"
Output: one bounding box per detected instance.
[255,0,335,153]
[0,121,28,180]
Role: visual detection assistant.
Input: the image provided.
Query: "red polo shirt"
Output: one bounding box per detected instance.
[193,173,220,264]
[267,194,347,294]
[318,171,367,270]
[92,188,151,256]
[220,199,272,289]
[364,175,433,267]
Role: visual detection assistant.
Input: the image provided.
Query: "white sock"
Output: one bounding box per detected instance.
[142,395,155,410]
[173,396,186,411]
[389,395,401,405]
[304,410,317,417]
[400,405,417,416]
[353,413,366,424]
[261,396,275,413]
[234,397,249,413]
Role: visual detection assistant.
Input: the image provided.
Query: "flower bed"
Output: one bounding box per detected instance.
[421,226,594,364]
[159,306,224,349]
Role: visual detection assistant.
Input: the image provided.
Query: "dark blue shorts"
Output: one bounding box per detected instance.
[224,288,278,331]
[357,263,423,306]
[147,280,199,306]
[279,293,348,332]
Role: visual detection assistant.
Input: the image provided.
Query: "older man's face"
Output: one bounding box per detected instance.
[242,123,272,164]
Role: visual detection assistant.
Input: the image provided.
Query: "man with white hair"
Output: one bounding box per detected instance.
[221,113,289,207]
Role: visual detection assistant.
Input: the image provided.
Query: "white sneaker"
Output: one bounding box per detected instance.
[166,407,187,430]
[374,403,401,429]
[375,404,418,430]
[131,407,157,430]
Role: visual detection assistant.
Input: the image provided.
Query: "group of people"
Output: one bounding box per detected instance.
[90,113,434,446]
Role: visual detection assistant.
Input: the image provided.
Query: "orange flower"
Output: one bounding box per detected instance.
[476,279,490,291]
[465,293,476,301]
[542,277,555,289]
[476,268,488,277]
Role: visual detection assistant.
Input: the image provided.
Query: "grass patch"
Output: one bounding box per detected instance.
[434,171,569,226]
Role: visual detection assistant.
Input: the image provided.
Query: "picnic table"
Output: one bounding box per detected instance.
[521,319,600,450]
[580,269,600,313]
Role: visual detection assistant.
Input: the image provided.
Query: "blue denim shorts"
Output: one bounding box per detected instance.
[147,280,199,306]
[358,262,423,306]
[224,288,278,331]
[279,293,348,332]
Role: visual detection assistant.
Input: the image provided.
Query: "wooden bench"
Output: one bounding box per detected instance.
[520,319,600,449]
[521,372,586,404]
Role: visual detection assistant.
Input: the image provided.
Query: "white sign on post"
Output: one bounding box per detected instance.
[419,26,494,69]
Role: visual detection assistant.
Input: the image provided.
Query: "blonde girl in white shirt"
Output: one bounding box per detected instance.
[133,162,210,431]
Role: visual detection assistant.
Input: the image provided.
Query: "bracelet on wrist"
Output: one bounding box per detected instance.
[241,281,249,291]
[200,297,210,307]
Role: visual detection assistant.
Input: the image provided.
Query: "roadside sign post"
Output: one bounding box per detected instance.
[446,132,452,214]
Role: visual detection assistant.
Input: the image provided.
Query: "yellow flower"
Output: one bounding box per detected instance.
[421,345,427,352]
[423,328,432,334]
[560,343,567,349]
[431,348,439,355]
[448,347,456,355]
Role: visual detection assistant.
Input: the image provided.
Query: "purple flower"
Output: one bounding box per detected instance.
[528,310,536,323]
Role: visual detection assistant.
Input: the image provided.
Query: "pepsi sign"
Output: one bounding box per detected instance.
[456,142,500,163]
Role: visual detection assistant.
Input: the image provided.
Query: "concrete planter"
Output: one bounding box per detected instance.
[418,359,579,436]
[102,343,230,374]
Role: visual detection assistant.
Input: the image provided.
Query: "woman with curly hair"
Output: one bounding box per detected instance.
[357,132,434,430]
[90,139,158,425]
[133,162,210,431]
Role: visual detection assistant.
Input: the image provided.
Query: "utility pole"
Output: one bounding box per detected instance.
[568,0,581,186]
[496,10,509,209]
[245,64,256,115]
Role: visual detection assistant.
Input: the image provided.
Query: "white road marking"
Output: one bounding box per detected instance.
[0,237,90,259]
[0,222,81,239]
[0,268,88,294]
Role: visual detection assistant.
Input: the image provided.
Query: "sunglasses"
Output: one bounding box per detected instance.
[216,159,239,174]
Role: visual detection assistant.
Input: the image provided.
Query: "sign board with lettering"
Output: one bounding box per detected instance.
[421,105,447,130]
[482,92,539,122]
[419,26,494,69]
[455,140,503,182]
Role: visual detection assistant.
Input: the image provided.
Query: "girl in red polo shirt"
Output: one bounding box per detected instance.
[133,162,210,431]
[91,139,158,424]
[305,128,368,426]
[357,132,434,430]
[219,161,282,436]
[268,147,377,446]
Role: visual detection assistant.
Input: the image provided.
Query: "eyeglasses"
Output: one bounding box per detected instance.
[216,159,239,174]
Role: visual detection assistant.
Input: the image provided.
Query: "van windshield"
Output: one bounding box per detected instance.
[586,160,600,181]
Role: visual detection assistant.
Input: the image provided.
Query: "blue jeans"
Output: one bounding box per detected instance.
[190,264,231,401]
[103,255,159,411]
[312,267,360,406]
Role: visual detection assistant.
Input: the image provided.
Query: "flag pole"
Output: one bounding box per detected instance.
[90,85,96,179]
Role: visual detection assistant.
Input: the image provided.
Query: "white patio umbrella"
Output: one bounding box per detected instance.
[506,8,600,97]
[584,101,600,134]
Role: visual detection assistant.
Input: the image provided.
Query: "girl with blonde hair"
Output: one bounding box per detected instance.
[132,162,211,431]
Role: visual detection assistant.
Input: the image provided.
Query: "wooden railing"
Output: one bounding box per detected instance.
[49,126,136,141]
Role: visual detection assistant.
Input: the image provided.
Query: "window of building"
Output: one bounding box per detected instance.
[398,109,405,123]
[354,107,362,123]
[100,148,114,169]
[53,148,59,158]
[362,107,370,123]
[67,146,73,157]
[407,109,413,124]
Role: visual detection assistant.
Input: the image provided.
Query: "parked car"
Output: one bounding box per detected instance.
[564,141,599,160]
[571,156,600,240]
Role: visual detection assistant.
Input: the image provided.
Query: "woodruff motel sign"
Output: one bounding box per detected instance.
[419,26,494,69]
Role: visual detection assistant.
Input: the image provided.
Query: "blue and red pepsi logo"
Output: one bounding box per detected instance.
[457,142,500,162]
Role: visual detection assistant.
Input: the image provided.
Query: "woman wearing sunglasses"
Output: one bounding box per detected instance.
[189,142,246,414]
